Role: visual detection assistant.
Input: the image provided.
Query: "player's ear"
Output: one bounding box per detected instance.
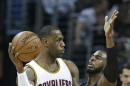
[120,74,123,81]
[41,38,48,47]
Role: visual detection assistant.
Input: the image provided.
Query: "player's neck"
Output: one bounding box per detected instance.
[87,72,102,86]
[36,50,56,66]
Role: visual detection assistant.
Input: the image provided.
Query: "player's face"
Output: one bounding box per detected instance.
[120,68,130,86]
[87,50,107,74]
[48,30,65,58]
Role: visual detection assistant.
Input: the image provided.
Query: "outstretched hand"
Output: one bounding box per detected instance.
[104,10,119,35]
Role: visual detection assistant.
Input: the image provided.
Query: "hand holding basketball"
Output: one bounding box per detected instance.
[8,31,42,72]
[8,43,23,73]
[12,31,42,62]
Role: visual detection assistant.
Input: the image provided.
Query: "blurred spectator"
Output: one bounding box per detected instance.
[119,62,130,86]
[92,10,106,46]
[75,0,109,46]
[75,0,92,12]
[114,0,130,62]
[114,0,130,37]
[119,0,130,24]
[41,0,76,15]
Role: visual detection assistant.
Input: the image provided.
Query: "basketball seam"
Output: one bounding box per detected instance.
[17,37,38,53]
[19,51,38,61]
[20,50,39,54]
[15,32,26,53]
[15,33,36,52]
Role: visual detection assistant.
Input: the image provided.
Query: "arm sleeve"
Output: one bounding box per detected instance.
[17,72,33,86]
[104,47,118,82]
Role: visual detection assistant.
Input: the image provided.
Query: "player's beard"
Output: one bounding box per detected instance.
[86,66,103,74]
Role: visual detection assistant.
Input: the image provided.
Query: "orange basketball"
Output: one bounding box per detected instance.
[12,31,42,62]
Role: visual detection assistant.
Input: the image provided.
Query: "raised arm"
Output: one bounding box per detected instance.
[98,10,119,86]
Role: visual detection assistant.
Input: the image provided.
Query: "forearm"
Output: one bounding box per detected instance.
[106,37,115,48]
[104,38,117,82]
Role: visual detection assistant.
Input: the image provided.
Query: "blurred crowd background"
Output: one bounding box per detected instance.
[0,0,130,86]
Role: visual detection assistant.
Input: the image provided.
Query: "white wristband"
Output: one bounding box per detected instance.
[17,72,33,86]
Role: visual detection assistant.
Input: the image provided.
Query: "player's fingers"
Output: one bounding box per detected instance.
[111,15,117,24]
[8,43,14,58]
[111,10,119,20]
[8,43,12,53]
[8,43,12,60]
[105,16,108,23]
[110,10,118,22]
[10,46,15,56]
[109,16,117,28]
[111,10,116,19]
[15,52,19,58]
[17,59,23,68]
[115,10,119,16]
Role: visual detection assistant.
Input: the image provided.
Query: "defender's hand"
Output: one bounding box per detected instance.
[104,10,119,35]
[8,43,24,73]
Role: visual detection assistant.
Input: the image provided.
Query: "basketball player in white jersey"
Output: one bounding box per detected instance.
[8,26,80,86]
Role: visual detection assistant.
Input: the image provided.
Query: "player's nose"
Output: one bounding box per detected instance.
[61,41,65,47]
[89,57,96,62]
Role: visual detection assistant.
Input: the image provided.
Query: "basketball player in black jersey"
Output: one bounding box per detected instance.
[81,10,119,86]
[8,25,80,86]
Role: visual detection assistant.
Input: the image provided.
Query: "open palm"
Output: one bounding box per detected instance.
[104,10,119,35]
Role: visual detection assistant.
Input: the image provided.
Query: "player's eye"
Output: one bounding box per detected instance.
[96,55,101,60]
[124,75,128,78]
[57,38,63,42]
[56,39,59,41]
[56,38,60,42]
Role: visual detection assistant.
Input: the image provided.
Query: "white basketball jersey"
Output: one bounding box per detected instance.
[26,58,72,86]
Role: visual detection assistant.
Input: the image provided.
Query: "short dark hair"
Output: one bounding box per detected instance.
[121,62,130,73]
[38,25,60,39]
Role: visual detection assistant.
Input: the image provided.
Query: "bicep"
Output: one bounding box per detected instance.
[71,64,79,86]
[97,75,117,86]
[64,60,80,86]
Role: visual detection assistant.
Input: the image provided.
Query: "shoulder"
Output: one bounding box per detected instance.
[63,59,79,77]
